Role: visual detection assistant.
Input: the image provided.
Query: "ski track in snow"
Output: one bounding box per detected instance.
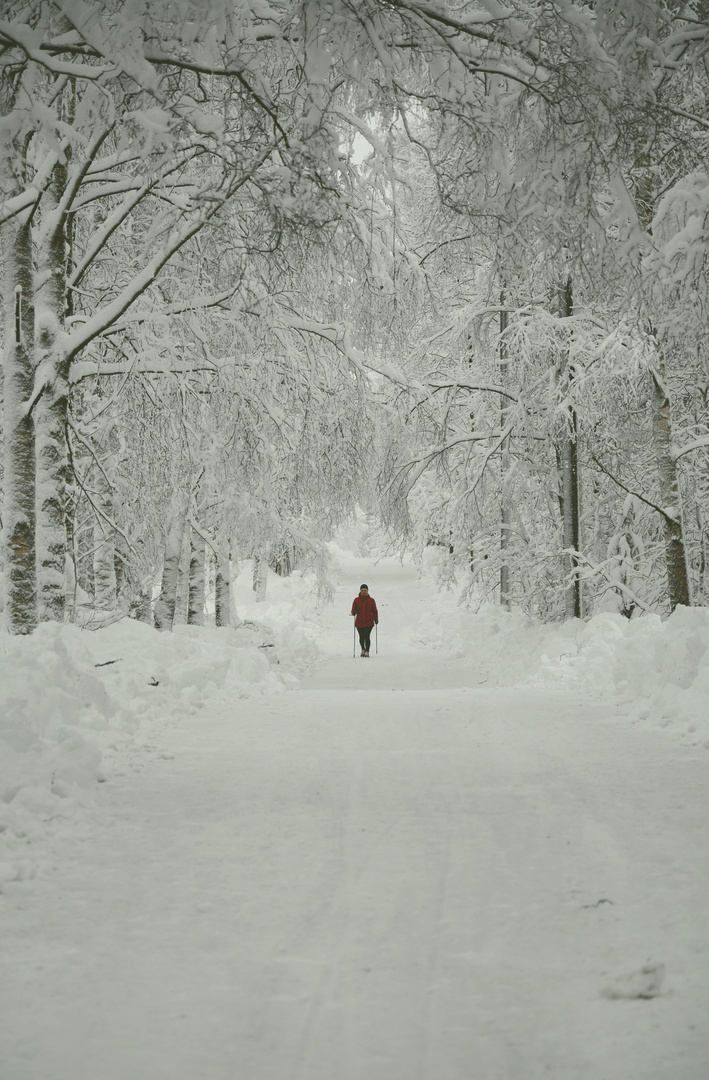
[1,559,708,1079]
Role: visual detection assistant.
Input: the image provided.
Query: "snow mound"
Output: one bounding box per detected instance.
[607,607,709,747]
[233,564,328,675]
[417,600,709,747]
[0,618,288,884]
[535,606,709,747]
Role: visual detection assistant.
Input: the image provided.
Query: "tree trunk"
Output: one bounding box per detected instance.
[187,528,206,625]
[252,549,268,603]
[560,415,581,618]
[154,495,188,630]
[1,213,37,634]
[64,506,78,622]
[557,277,582,619]
[35,154,72,622]
[76,513,94,604]
[499,298,511,609]
[173,532,190,624]
[131,590,154,625]
[632,164,690,611]
[92,472,117,612]
[650,358,691,610]
[215,546,233,628]
[35,389,70,621]
[92,527,117,610]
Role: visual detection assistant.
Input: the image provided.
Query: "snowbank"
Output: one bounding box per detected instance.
[557,606,709,749]
[415,599,709,749]
[232,563,330,674]
[0,618,288,885]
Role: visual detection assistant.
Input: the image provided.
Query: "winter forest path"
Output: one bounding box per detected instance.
[1,558,708,1080]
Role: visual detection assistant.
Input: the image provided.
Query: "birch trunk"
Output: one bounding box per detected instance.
[64,506,78,622]
[499,299,511,609]
[187,528,206,625]
[174,533,190,624]
[35,152,72,622]
[92,472,117,612]
[35,387,70,621]
[2,213,37,634]
[215,547,233,628]
[556,278,582,619]
[633,169,691,610]
[132,591,154,626]
[253,550,268,603]
[650,358,691,610]
[92,529,117,610]
[154,496,189,630]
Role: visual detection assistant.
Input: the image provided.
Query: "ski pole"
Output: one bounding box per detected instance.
[353,619,356,658]
[375,623,378,654]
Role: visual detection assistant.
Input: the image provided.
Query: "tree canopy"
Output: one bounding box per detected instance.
[2,0,709,632]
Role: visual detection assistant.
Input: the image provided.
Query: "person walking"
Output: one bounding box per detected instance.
[351,584,378,657]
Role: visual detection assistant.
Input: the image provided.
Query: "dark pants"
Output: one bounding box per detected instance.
[357,625,373,653]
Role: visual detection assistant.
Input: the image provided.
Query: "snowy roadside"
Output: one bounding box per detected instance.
[0,613,293,889]
[318,541,709,752]
[0,549,333,889]
[3,540,709,891]
[414,596,709,750]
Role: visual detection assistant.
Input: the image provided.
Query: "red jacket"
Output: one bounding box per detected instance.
[351,594,378,627]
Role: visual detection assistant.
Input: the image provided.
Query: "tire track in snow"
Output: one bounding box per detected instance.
[1,676,708,1079]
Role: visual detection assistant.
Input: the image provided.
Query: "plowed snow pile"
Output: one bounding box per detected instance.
[0,617,286,884]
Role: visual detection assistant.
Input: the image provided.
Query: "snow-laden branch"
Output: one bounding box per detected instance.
[429,380,518,401]
[671,434,709,461]
[269,318,526,407]
[588,451,677,524]
[399,425,516,470]
[66,423,138,557]
[285,318,424,391]
[661,104,709,132]
[63,212,212,365]
[0,188,42,226]
[0,20,113,78]
[67,167,195,289]
[384,0,545,69]
[67,287,239,350]
[68,190,149,290]
[35,124,115,249]
[418,235,473,267]
[18,2,285,141]
[101,289,239,332]
[574,553,653,616]
[68,360,222,385]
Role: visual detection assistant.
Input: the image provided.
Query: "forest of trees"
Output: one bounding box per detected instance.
[2,0,709,635]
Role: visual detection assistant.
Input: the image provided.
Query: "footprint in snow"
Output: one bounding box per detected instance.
[601,963,665,1000]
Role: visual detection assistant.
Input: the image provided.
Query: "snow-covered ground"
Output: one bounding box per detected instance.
[1,544,708,1078]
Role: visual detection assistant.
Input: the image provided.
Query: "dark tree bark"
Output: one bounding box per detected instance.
[556,277,582,619]
[187,528,206,625]
[650,358,691,610]
[2,213,37,634]
[215,546,232,628]
[36,148,73,623]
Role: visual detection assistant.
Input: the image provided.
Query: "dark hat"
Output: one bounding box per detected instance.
[360,583,368,590]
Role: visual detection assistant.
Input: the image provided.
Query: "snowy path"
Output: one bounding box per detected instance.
[2,565,708,1078]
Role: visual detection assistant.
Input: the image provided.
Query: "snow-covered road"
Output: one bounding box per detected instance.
[1,560,708,1079]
